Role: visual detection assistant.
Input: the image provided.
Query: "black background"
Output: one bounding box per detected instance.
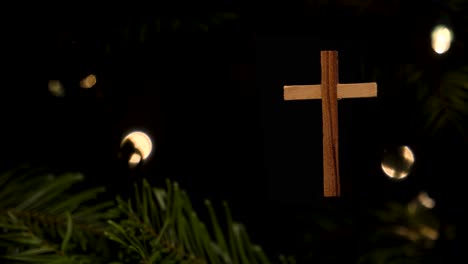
[1,1,466,261]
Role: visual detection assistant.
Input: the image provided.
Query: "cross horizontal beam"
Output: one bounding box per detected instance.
[284,82,377,100]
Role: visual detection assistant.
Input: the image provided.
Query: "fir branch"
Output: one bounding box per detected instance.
[3,209,107,237]
[118,204,206,264]
[0,167,288,264]
[105,179,273,264]
[0,210,98,264]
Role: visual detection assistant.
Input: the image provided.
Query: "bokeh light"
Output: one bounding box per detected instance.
[48,80,65,97]
[128,153,142,167]
[417,191,435,209]
[80,74,97,89]
[431,24,453,54]
[121,131,153,166]
[381,145,415,180]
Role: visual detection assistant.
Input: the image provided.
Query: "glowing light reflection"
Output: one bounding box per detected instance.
[121,131,153,166]
[381,146,415,180]
[431,25,453,54]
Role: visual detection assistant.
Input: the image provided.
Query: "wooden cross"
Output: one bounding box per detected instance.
[284,50,377,197]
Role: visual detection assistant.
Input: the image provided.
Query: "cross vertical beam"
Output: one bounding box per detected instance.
[283,50,377,198]
[321,51,340,197]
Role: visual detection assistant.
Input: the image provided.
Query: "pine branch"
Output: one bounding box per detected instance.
[0,167,291,264]
[0,210,98,263]
[0,167,117,263]
[2,209,107,238]
[105,179,274,264]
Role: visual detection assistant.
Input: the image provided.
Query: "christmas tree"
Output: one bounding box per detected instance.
[0,165,294,263]
[1,0,467,263]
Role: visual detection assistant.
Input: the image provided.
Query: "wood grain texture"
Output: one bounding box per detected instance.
[321,51,341,197]
[283,50,378,198]
[284,82,377,100]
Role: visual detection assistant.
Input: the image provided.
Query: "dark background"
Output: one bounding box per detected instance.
[1,1,466,262]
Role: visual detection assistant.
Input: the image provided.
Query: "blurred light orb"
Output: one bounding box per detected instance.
[128,153,142,167]
[418,191,435,209]
[381,145,415,180]
[80,74,97,89]
[48,80,65,97]
[431,25,453,54]
[121,131,153,166]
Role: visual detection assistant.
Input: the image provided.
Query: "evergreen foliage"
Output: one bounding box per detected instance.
[0,166,292,264]
[1,165,454,264]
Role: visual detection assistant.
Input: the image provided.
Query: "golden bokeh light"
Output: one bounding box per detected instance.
[408,191,435,215]
[431,25,453,54]
[381,145,415,180]
[121,131,153,166]
[128,153,142,167]
[417,191,435,209]
[80,74,97,89]
[48,80,64,97]
[419,225,439,240]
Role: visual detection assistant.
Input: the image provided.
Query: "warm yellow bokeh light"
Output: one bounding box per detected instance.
[48,80,64,97]
[121,131,153,166]
[381,145,415,180]
[420,225,439,240]
[128,153,142,167]
[431,25,453,54]
[80,74,97,89]
[417,192,435,209]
